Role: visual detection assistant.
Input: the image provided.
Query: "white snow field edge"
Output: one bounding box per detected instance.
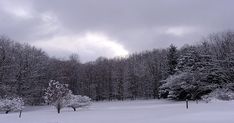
[0,99,234,123]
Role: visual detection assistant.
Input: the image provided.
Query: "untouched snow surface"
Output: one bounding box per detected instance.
[0,99,234,123]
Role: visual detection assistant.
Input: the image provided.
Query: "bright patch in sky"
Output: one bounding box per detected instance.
[165,26,196,36]
[0,1,33,19]
[32,32,129,62]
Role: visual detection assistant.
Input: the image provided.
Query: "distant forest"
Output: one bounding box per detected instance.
[0,31,234,105]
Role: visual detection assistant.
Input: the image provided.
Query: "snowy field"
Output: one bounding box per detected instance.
[0,99,234,123]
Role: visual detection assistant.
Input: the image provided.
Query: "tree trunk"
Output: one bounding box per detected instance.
[57,108,60,114]
[57,103,61,114]
[19,110,22,118]
[73,107,76,111]
[5,110,9,114]
[186,99,189,109]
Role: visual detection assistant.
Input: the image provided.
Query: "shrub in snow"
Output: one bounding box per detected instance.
[202,88,234,102]
[67,95,91,111]
[44,80,72,113]
[0,97,24,114]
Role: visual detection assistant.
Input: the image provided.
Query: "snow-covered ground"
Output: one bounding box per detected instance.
[0,99,234,123]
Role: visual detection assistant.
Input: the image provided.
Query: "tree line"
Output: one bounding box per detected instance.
[0,31,234,105]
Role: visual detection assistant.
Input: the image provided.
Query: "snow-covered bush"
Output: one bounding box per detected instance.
[44,80,72,113]
[202,88,234,102]
[0,97,24,114]
[67,95,91,111]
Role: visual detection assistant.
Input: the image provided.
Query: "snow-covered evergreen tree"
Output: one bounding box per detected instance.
[159,72,196,100]
[160,47,212,100]
[160,47,198,100]
[167,44,178,75]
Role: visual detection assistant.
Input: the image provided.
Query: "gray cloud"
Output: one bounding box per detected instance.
[0,0,234,62]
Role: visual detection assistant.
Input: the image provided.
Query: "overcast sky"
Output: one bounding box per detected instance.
[0,0,233,62]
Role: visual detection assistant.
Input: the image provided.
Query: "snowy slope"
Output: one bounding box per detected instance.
[0,100,233,123]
